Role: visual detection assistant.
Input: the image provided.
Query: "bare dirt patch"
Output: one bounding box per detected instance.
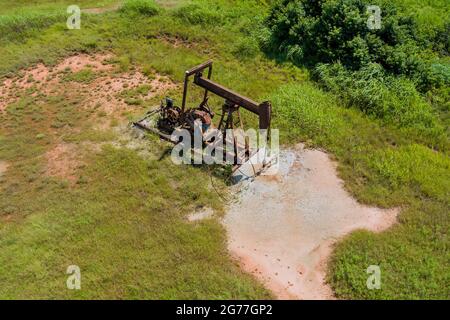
[89,72,176,112]
[54,53,114,73]
[0,161,9,177]
[0,53,178,127]
[82,71,177,130]
[0,53,113,111]
[45,143,82,183]
[223,144,398,300]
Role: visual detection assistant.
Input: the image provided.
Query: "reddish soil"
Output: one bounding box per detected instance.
[0,53,177,124]
[53,53,114,73]
[0,53,113,110]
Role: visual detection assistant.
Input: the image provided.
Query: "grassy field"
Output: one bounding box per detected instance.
[0,0,448,299]
[0,0,119,14]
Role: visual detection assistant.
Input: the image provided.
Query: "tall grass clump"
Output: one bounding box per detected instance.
[261,0,449,142]
[371,144,450,202]
[0,10,66,42]
[172,4,226,26]
[315,63,443,130]
[120,0,160,17]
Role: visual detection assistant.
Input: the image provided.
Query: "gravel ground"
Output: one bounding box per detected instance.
[223,144,398,299]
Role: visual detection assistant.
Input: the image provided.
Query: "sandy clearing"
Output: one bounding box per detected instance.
[0,53,178,126]
[223,144,398,300]
[86,72,177,130]
[1,51,177,181]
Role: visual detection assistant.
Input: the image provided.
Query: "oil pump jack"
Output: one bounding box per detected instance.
[133,60,274,179]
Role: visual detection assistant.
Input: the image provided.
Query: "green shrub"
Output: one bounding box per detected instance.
[428,62,450,88]
[262,0,448,134]
[433,22,450,55]
[120,0,160,17]
[265,0,412,67]
[263,0,446,91]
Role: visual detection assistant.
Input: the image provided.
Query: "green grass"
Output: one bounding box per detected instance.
[395,0,450,31]
[0,69,270,298]
[0,0,121,43]
[0,145,270,298]
[0,0,448,299]
[61,68,97,83]
[0,0,120,15]
[269,82,449,299]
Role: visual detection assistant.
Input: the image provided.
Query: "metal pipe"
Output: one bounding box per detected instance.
[193,76,260,115]
[185,60,213,77]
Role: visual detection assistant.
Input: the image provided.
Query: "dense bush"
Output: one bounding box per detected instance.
[433,22,450,56]
[262,0,448,133]
[263,0,447,89]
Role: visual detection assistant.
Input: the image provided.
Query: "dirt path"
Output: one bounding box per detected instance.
[223,144,398,299]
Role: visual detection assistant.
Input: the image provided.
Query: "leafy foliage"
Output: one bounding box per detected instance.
[264,0,445,86]
[263,0,449,135]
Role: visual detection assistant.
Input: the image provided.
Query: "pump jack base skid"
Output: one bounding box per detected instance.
[133,115,274,183]
[133,108,179,143]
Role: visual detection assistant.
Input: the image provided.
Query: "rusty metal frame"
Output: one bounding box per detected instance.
[182,60,213,113]
[181,60,271,131]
